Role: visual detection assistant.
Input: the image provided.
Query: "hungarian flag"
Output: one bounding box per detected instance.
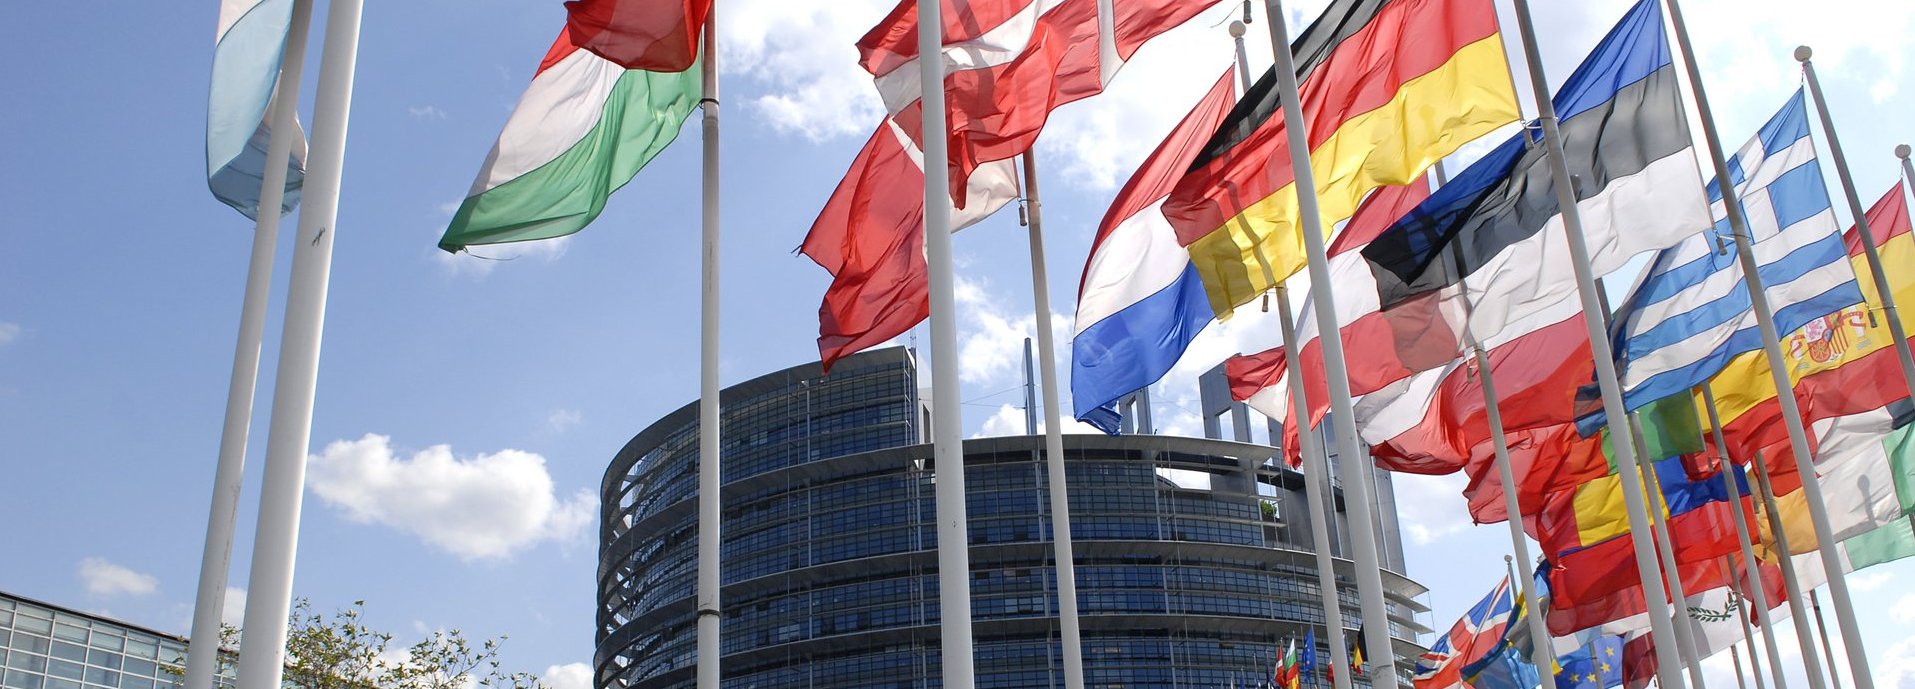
[1164,0,1519,315]
[440,23,702,252]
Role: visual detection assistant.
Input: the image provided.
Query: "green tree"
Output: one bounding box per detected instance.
[172,600,546,689]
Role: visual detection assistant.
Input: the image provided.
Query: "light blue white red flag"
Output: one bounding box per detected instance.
[207,0,307,218]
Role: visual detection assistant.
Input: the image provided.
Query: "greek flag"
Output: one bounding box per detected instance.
[1605,90,1863,412]
[208,0,306,218]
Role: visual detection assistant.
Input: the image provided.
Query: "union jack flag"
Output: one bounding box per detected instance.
[1414,575,1517,689]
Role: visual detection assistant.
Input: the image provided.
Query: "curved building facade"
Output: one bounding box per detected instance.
[599,347,1430,689]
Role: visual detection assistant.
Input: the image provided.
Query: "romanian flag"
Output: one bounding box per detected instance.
[1162,0,1519,315]
[1702,183,1915,475]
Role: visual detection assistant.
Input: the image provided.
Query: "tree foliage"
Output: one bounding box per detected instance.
[176,599,545,689]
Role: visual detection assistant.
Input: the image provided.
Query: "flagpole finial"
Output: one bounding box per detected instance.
[1230,20,1246,38]
[1504,554,1513,563]
[1794,45,1813,62]
[1896,144,1911,160]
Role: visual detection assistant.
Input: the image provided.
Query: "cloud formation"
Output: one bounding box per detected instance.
[306,434,594,561]
[543,663,592,689]
[78,558,158,597]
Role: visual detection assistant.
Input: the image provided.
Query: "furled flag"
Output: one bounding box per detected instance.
[1360,0,1712,357]
[1072,70,1236,431]
[1301,629,1317,687]
[1164,0,1520,314]
[439,22,703,252]
[1701,182,1915,475]
[1414,575,1516,689]
[1594,90,1864,420]
[802,0,1217,371]
[207,0,307,218]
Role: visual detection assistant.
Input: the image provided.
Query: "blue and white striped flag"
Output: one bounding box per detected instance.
[1607,90,1863,411]
[207,0,306,219]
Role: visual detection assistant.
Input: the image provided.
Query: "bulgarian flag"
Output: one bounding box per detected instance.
[440,0,709,253]
[1274,639,1301,689]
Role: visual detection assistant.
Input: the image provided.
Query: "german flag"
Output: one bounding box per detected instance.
[1162,0,1518,315]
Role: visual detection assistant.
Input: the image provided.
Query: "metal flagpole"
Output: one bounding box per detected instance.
[1505,1,1688,685]
[1229,18,1353,689]
[1797,48,1915,400]
[1808,591,1844,689]
[1017,150,1087,689]
[1633,425,1710,689]
[1732,647,1750,689]
[1749,454,1833,689]
[1256,1,1399,680]
[1899,145,1915,200]
[1478,348,1559,677]
[1663,5,1873,687]
[1703,385,1791,689]
[185,1,312,687]
[1023,338,1038,435]
[231,0,363,685]
[1726,556,1772,689]
[917,0,977,684]
[694,12,724,689]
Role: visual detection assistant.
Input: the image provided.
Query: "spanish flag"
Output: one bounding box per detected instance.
[1162,0,1519,315]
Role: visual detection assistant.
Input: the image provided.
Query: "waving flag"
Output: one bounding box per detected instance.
[207,0,307,218]
[1072,70,1236,430]
[1597,90,1864,419]
[1165,0,1519,313]
[1361,0,1711,356]
[561,0,712,72]
[439,27,702,252]
[1414,575,1516,689]
[805,0,1217,370]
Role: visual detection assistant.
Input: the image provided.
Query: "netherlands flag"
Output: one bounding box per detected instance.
[1070,69,1234,433]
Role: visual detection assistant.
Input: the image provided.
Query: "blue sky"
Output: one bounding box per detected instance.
[3,1,1914,687]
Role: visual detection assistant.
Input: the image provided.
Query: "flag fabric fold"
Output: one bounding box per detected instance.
[561,0,713,72]
[439,28,702,252]
[1415,575,1516,689]
[1165,0,1519,315]
[207,0,307,218]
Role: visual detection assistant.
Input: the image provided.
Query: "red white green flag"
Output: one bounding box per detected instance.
[440,14,704,252]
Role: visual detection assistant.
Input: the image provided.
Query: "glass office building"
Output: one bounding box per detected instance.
[598,347,1430,689]
[0,592,225,689]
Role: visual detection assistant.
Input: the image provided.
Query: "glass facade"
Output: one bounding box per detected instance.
[598,347,1429,689]
[0,594,227,689]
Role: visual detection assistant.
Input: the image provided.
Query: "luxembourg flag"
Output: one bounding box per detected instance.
[207,0,307,219]
[1071,69,1234,433]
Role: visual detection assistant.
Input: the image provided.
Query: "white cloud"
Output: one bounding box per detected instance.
[546,408,584,434]
[408,105,448,121]
[1883,634,1915,689]
[221,587,247,627]
[306,434,595,561]
[1390,472,1472,545]
[719,0,891,141]
[78,558,157,597]
[0,322,20,346]
[972,403,1104,439]
[1894,592,1915,625]
[1851,570,1894,593]
[543,663,592,689]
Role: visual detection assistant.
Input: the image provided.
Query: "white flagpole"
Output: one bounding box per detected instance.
[1505,1,1687,685]
[1633,427,1710,689]
[1702,385,1791,689]
[1899,145,1915,199]
[184,2,312,687]
[1476,345,1557,677]
[1749,454,1833,689]
[1257,1,1398,679]
[1807,591,1844,689]
[695,11,723,689]
[1797,47,1915,400]
[1016,150,1086,689]
[917,0,977,685]
[1725,557,1772,689]
[1732,647,1751,689]
[230,0,363,685]
[1663,6,1873,687]
[1229,19,1353,688]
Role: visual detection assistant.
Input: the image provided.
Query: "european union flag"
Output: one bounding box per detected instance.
[1554,635,1625,689]
[1302,629,1318,686]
